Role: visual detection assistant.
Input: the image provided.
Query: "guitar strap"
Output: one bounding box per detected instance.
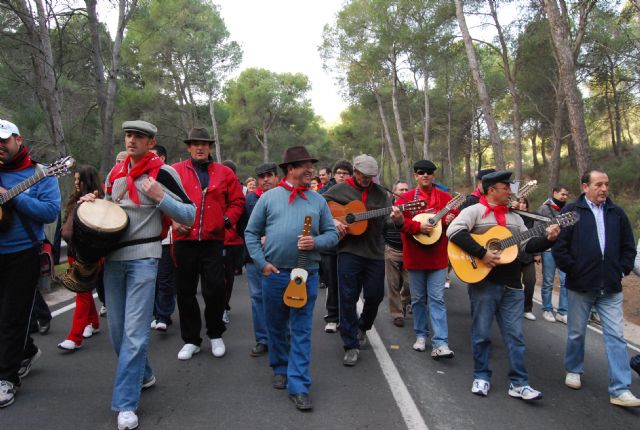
[509,209,551,222]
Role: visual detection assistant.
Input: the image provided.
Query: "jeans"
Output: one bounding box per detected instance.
[104,258,158,411]
[468,281,529,386]
[541,251,567,314]
[408,269,448,347]
[154,245,176,324]
[262,270,318,394]
[565,289,633,396]
[246,262,268,345]
[337,253,385,350]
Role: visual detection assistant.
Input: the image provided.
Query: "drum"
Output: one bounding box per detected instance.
[73,199,129,262]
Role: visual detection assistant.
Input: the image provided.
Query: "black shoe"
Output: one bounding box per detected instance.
[250,343,268,357]
[18,348,42,379]
[631,355,640,376]
[392,317,404,327]
[289,393,312,411]
[272,374,287,390]
[37,320,50,335]
[357,329,370,349]
[343,348,359,367]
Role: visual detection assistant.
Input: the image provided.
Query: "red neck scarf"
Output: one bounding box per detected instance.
[253,187,264,197]
[417,186,439,211]
[345,177,370,205]
[278,178,309,204]
[471,188,482,198]
[108,152,164,206]
[479,194,509,226]
[0,145,34,172]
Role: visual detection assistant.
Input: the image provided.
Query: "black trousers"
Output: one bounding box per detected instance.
[320,252,339,323]
[521,262,536,313]
[174,240,226,345]
[0,248,40,384]
[223,245,244,311]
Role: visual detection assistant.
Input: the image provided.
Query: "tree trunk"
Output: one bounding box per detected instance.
[373,87,401,182]
[542,0,591,177]
[531,128,539,171]
[423,70,430,159]
[209,94,222,162]
[453,0,505,169]
[390,48,410,179]
[609,69,623,155]
[604,80,617,156]
[549,85,565,192]
[540,134,548,165]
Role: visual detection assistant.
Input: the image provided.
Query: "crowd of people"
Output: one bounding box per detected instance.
[1,117,640,430]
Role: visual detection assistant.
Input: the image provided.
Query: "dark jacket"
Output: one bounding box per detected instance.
[551,194,636,294]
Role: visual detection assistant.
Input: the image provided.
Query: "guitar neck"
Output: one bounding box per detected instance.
[499,222,549,249]
[352,202,418,222]
[296,250,309,269]
[0,169,46,205]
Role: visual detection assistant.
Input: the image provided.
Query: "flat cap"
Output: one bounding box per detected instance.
[353,154,378,176]
[122,120,157,137]
[476,168,496,180]
[413,160,437,172]
[482,170,514,192]
[255,162,278,176]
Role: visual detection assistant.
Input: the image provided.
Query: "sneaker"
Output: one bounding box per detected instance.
[99,305,107,317]
[565,372,581,390]
[211,338,226,357]
[357,329,369,349]
[222,310,230,324]
[524,312,536,321]
[431,345,455,360]
[405,304,413,315]
[83,324,99,338]
[117,410,139,430]
[413,336,426,352]
[58,339,81,351]
[445,282,451,289]
[392,317,404,327]
[508,383,543,401]
[37,320,50,335]
[471,379,490,397]
[542,311,555,322]
[610,390,640,407]
[155,321,167,332]
[324,322,338,333]
[250,343,268,357]
[0,380,16,408]
[343,348,359,367]
[150,319,157,329]
[177,343,201,360]
[18,348,42,379]
[141,375,156,390]
[556,313,567,324]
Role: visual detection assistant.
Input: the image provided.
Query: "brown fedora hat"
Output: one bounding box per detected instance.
[278,145,318,168]
[184,127,215,144]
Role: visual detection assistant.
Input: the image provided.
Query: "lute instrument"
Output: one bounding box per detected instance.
[412,193,465,246]
[283,215,312,308]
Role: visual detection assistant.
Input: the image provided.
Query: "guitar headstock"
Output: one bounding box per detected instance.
[302,215,312,237]
[555,211,580,227]
[447,193,466,210]
[401,200,427,212]
[516,180,538,199]
[45,156,76,178]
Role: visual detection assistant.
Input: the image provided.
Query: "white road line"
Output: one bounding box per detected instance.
[358,300,428,430]
[51,292,98,318]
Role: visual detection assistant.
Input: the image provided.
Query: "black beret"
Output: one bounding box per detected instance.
[482,170,514,192]
[255,162,278,176]
[476,168,496,180]
[413,160,437,172]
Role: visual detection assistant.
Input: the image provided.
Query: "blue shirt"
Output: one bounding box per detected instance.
[586,198,606,257]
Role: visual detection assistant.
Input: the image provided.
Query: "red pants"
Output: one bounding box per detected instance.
[66,291,99,344]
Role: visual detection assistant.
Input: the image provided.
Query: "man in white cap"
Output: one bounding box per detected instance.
[322,154,400,366]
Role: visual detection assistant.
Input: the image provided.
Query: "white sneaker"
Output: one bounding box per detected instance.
[141,375,156,390]
[556,313,567,324]
[524,312,536,321]
[222,310,230,324]
[413,336,426,352]
[150,320,157,329]
[155,321,167,332]
[610,390,640,407]
[471,379,490,396]
[431,345,455,360]
[177,343,200,360]
[99,305,107,317]
[508,383,543,401]
[57,339,81,351]
[542,311,556,322]
[117,410,138,430]
[324,322,338,333]
[83,324,99,338]
[0,380,16,408]
[565,372,581,389]
[211,338,226,357]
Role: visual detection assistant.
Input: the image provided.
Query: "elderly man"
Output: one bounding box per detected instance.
[0,119,61,408]
[552,169,639,407]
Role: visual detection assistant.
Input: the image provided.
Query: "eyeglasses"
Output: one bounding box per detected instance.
[415,170,435,176]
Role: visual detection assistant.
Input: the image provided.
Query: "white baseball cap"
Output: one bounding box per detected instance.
[0,119,20,139]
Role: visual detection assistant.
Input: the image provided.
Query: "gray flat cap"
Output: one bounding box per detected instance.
[255,162,278,176]
[122,120,157,137]
[353,154,378,176]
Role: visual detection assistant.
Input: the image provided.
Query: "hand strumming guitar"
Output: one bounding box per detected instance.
[333,218,347,238]
[546,224,560,242]
[481,249,501,268]
[419,222,435,234]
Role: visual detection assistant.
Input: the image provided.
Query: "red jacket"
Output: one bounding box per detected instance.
[396,186,457,270]
[172,160,245,242]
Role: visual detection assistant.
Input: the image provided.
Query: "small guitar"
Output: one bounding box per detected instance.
[412,193,465,246]
[0,156,75,230]
[448,211,580,284]
[328,199,426,238]
[283,215,312,308]
[510,180,538,203]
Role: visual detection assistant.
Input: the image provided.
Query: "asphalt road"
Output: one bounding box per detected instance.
[3,272,640,429]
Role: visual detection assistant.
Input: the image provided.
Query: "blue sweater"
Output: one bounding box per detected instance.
[0,165,61,254]
[245,186,339,271]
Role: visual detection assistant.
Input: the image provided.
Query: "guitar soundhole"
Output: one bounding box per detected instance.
[345,213,356,224]
[486,239,502,253]
[295,277,302,285]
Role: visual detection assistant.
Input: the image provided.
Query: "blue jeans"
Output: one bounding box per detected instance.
[565,289,633,396]
[154,245,176,324]
[541,251,567,314]
[262,270,318,395]
[468,282,528,386]
[337,253,385,350]
[246,262,268,345]
[408,269,448,347]
[104,258,158,411]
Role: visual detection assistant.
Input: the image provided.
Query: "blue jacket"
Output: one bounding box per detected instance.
[0,164,61,254]
[552,194,636,294]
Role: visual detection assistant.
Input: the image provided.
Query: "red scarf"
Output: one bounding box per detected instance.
[479,194,509,226]
[470,188,482,198]
[345,177,369,205]
[253,187,264,197]
[417,186,439,212]
[0,145,34,172]
[278,178,309,204]
[107,152,164,206]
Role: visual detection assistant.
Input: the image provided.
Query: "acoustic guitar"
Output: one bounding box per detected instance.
[328,199,426,238]
[0,156,75,231]
[412,193,465,246]
[283,215,312,308]
[510,180,538,203]
[448,211,580,283]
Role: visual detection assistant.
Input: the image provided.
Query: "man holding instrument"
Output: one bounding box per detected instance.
[446,171,559,401]
[80,120,195,430]
[245,146,338,411]
[0,119,61,408]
